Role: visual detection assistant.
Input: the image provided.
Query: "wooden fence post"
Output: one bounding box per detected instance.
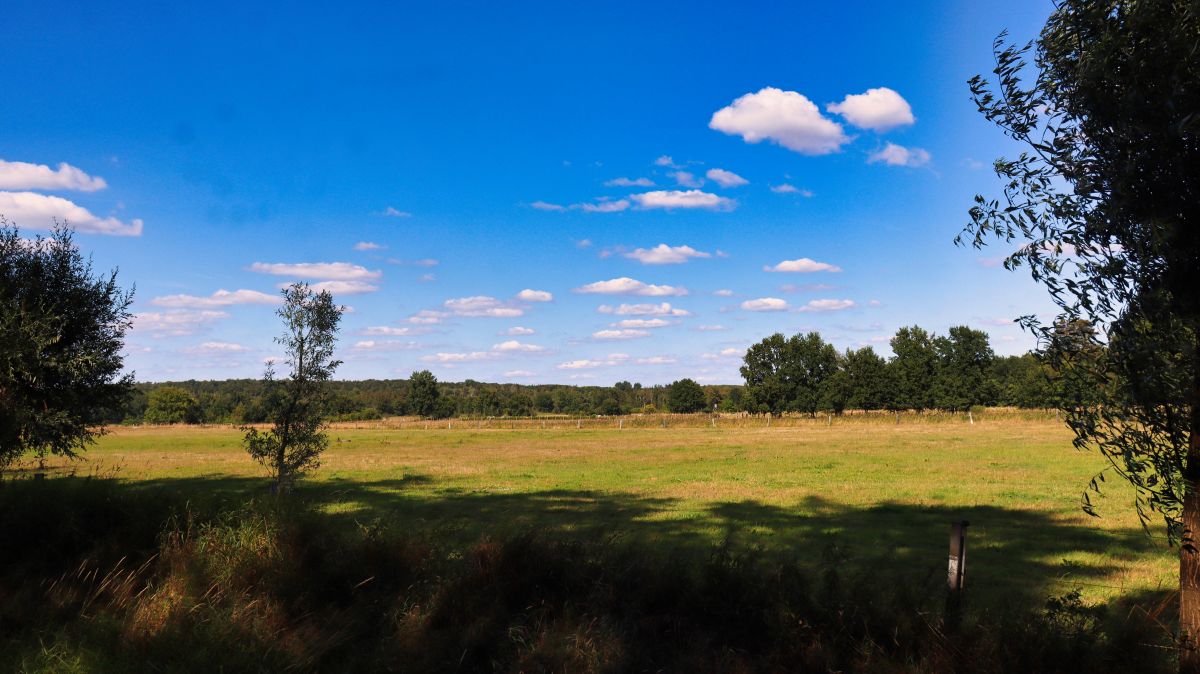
[948,520,969,591]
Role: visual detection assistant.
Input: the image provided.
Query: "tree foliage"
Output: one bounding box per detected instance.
[143,386,200,425]
[0,222,133,468]
[243,283,342,489]
[960,1,1199,663]
[667,378,707,413]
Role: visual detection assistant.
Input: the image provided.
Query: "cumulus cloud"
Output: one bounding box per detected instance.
[770,183,813,196]
[611,318,671,328]
[0,159,107,191]
[251,261,381,280]
[150,288,279,308]
[713,289,734,297]
[827,87,915,131]
[423,351,493,363]
[702,347,744,360]
[303,280,379,295]
[557,353,629,370]
[741,297,789,312]
[695,324,727,331]
[0,191,142,236]
[797,298,856,312]
[504,370,536,377]
[133,310,229,336]
[575,277,688,297]
[578,199,631,213]
[383,207,411,217]
[596,302,691,316]
[764,257,843,273]
[669,170,704,188]
[444,295,525,317]
[492,340,546,352]
[362,326,430,336]
[706,168,748,188]
[630,190,733,211]
[592,329,650,340]
[406,310,448,324]
[531,200,567,211]
[516,289,554,302]
[624,244,711,265]
[354,241,384,251]
[636,356,676,365]
[868,143,931,167]
[709,87,850,155]
[353,340,423,351]
[604,177,654,187]
[183,341,250,354]
[654,155,677,167]
[504,326,536,336]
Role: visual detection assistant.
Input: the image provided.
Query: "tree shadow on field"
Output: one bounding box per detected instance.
[33,470,1175,615]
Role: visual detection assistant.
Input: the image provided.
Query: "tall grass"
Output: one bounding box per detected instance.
[0,475,1175,673]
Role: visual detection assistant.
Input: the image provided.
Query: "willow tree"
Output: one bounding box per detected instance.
[243,283,342,490]
[959,1,1198,665]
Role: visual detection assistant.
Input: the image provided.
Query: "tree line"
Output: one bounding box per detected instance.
[122,326,1069,425]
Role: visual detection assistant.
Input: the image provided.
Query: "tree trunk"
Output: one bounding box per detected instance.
[1183,365,1200,674]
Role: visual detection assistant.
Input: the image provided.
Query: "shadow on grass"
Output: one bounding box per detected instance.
[111,471,1171,614]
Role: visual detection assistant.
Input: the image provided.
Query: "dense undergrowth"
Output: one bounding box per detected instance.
[0,476,1176,673]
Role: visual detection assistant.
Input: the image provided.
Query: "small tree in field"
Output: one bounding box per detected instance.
[0,222,133,471]
[961,2,1199,665]
[407,370,442,418]
[243,283,342,490]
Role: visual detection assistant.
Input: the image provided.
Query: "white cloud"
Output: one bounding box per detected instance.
[424,351,493,363]
[770,183,814,196]
[579,199,630,213]
[132,310,229,336]
[557,353,629,369]
[709,87,850,155]
[706,168,748,188]
[362,326,429,336]
[414,258,438,267]
[504,370,536,377]
[797,298,856,312]
[636,356,676,365]
[492,340,545,352]
[976,317,1016,327]
[597,302,690,316]
[654,155,677,167]
[604,177,654,187]
[0,159,107,191]
[575,277,688,297]
[150,288,279,308]
[183,341,250,354]
[304,280,379,295]
[531,200,566,211]
[764,257,843,273]
[406,310,448,324]
[250,261,381,280]
[516,289,554,302]
[695,324,727,331]
[827,87,915,131]
[592,329,650,340]
[353,340,422,351]
[575,238,593,249]
[713,289,734,297]
[702,347,744,360]
[504,326,536,336]
[444,295,524,317]
[612,318,671,328]
[383,207,411,217]
[0,191,142,236]
[669,170,703,188]
[418,273,436,283]
[630,190,734,211]
[741,297,789,312]
[354,241,384,251]
[624,244,711,265]
[868,143,931,167]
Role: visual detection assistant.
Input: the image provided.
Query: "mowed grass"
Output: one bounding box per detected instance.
[33,417,1177,612]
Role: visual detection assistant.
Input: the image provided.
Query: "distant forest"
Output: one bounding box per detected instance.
[117,326,1076,424]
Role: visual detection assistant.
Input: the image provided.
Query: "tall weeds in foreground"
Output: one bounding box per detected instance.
[0,476,1176,672]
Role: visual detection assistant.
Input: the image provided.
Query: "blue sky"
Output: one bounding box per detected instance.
[1,1,1057,384]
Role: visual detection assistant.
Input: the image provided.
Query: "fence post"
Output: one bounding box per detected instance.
[619,418,623,430]
[577,418,581,430]
[946,520,969,629]
[968,409,974,425]
[766,414,771,428]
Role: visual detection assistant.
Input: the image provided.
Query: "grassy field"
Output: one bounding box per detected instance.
[28,415,1175,613]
